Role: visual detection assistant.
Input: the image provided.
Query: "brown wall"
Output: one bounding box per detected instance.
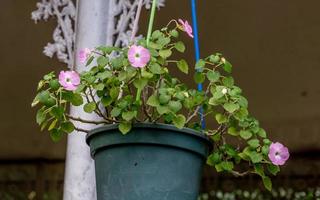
[0,0,66,159]
[0,0,319,159]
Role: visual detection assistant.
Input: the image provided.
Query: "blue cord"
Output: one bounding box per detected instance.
[191,0,205,129]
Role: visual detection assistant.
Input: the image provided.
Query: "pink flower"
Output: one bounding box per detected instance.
[178,19,194,38]
[78,48,92,64]
[268,142,290,166]
[58,71,80,91]
[127,45,151,68]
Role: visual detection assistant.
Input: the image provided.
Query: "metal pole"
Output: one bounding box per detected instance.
[191,0,205,129]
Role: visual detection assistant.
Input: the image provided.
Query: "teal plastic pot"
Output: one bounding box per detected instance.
[86,123,212,200]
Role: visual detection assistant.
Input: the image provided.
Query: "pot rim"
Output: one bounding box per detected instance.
[86,122,211,145]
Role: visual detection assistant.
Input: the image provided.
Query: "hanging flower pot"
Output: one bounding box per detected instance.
[32,0,290,198]
[86,123,211,200]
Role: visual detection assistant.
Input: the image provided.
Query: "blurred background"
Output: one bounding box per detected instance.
[1,0,320,199]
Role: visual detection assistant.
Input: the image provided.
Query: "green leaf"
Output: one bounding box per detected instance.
[237,96,248,108]
[220,161,234,171]
[75,84,85,93]
[133,78,148,90]
[109,87,120,100]
[174,41,185,52]
[36,107,46,125]
[152,30,162,39]
[262,145,269,155]
[159,94,171,104]
[48,119,58,131]
[149,42,161,49]
[258,128,267,138]
[208,97,219,106]
[101,96,113,107]
[97,71,112,80]
[50,106,64,119]
[70,93,83,106]
[94,83,104,91]
[262,176,272,191]
[240,130,252,140]
[50,128,63,142]
[170,30,179,38]
[225,145,237,157]
[111,107,121,117]
[206,71,220,82]
[207,152,221,166]
[234,108,249,121]
[86,56,94,66]
[147,95,160,107]
[194,72,205,84]
[159,49,172,58]
[31,93,40,107]
[177,59,189,74]
[195,59,206,70]
[168,101,182,113]
[229,86,242,96]
[122,111,137,121]
[141,70,154,79]
[238,152,250,161]
[223,60,232,73]
[248,151,263,163]
[222,76,234,87]
[263,139,271,145]
[254,163,265,177]
[215,113,228,124]
[43,72,55,80]
[211,133,221,142]
[38,91,55,107]
[212,86,226,99]
[248,139,260,148]
[157,37,170,46]
[209,55,220,63]
[227,127,239,136]
[172,114,186,129]
[215,163,224,172]
[61,121,75,133]
[49,79,60,90]
[267,164,280,176]
[119,122,132,134]
[149,63,164,74]
[97,46,121,54]
[37,80,45,91]
[84,102,96,113]
[223,102,239,113]
[40,120,49,131]
[110,56,124,69]
[97,56,108,66]
[156,105,170,115]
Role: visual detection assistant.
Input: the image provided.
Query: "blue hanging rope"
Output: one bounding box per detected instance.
[191,0,205,129]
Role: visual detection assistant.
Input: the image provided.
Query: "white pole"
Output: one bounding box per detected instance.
[63,1,112,199]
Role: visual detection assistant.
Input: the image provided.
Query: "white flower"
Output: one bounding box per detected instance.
[222,88,228,94]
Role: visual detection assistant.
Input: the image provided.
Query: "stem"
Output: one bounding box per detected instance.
[186,105,201,124]
[146,0,157,46]
[135,89,142,102]
[74,127,90,134]
[142,88,152,121]
[67,114,107,125]
[88,87,108,121]
[231,170,252,177]
[166,19,178,28]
